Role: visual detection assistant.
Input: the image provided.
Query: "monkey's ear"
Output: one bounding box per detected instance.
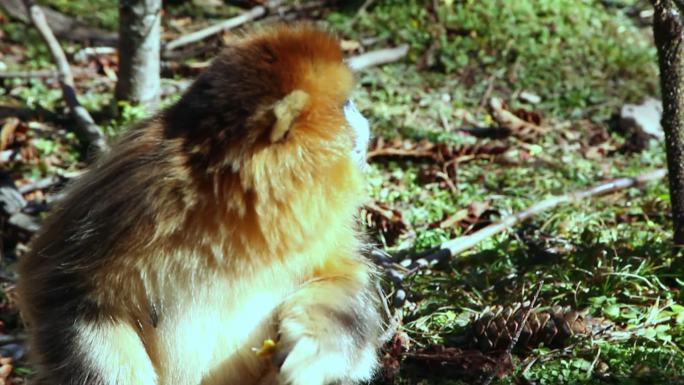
[270,90,310,143]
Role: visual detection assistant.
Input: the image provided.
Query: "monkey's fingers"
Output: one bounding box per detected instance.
[255,338,277,357]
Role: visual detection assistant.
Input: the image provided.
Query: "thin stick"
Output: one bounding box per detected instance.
[164,1,283,54]
[347,44,409,72]
[0,68,95,79]
[18,175,62,194]
[408,168,667,270]
[25,1,108,155]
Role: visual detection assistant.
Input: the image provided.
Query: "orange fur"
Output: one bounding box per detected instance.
[18,25,381,385]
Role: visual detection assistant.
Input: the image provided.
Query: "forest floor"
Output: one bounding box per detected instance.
[1,1,683,384]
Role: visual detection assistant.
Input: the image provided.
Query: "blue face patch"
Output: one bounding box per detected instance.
[344,100,370,169]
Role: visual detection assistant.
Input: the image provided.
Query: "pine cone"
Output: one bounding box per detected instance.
[461,304,589,352]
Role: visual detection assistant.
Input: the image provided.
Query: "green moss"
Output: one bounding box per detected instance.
[331,0,657,120]
[42,0,118,30]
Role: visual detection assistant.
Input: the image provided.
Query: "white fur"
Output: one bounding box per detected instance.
[75,321,158,385]
[344,100,370,170]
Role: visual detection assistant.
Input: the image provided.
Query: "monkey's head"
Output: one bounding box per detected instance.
[162,25,370,245]
[164,24,370,176]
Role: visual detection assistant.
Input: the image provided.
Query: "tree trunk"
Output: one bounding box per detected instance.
[115,0,161,110]
[652,0,684,245]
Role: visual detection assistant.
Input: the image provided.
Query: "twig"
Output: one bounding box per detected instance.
[18,175,62,194]
[477,73,497,112]
[73,47,117,63]
[258,0,329,24]
[163,1,283,54]
[402,168,667,273]
[482,282,543,385]
[367,147,435,160]
[24,0,108,156]
[347,44,409,72]
[0,68,95,79]
[0,149,22,164]
[8,212,41,233]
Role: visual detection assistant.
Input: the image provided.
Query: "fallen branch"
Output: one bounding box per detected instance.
[0,68,96,79]
[25,0,108,155]
[367,146,435,160]
[347,44,409,72]
[0,0,117,45]
[402,168,667,272]
[8,211,41,233]
[0,170,26,216]
[164,44,411,74]
[163,0,283,54]
[18,175,62,194]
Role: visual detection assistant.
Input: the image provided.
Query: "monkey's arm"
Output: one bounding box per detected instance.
[275,257,382,385]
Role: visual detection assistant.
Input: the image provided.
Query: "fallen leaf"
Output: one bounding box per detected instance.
[362,201,409,246]
[0,357,12,385]
[0,119,19,151]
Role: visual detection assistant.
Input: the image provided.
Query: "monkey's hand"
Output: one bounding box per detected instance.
[274,273,381,385]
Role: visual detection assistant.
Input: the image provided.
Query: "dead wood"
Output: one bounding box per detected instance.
[18,175,62,194]
[24,0,108,156]
[163,0,284,55]
[0,68,95,79]
[347,44,409,72]
[116,0,162,109]
[394,168,667,276]
[0,170,25,216]
[438,168,665,263]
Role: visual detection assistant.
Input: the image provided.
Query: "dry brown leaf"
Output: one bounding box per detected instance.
[489,97,548,141]
[368,137,509,164]
[512,107,543,126]
[0,357,12,385]
[340,39,362,52]
[436,200,493,231]
[439,208,468,229]
[0,119,19,151]
[362,201,409,246]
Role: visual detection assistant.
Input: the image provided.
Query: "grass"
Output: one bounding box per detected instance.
[42,0,118,29]
[330,0,657,132]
